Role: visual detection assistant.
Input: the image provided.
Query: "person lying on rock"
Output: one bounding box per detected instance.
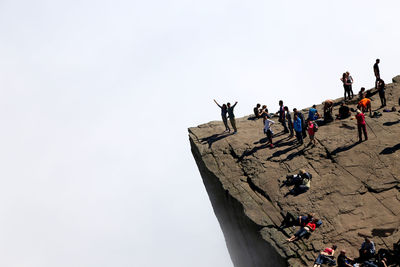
[359,238,376,262]
[278,212,314,230]
[313,244,337,267]
[286,218,319,242]
[281,169,312,196]
[337,250,355,267]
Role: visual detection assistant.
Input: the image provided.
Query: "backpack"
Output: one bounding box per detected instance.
[313,122,318,132]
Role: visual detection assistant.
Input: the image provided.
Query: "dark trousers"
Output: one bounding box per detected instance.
[358,124,368,141]
[229,117,237,132]
[344,88,351,100]
[280,120,288,133]
[295,131,303,144]
[265,129,273,144]
[222,117,230,131]
[379,91,386,106]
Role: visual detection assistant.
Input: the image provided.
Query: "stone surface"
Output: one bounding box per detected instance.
[189,76,400,267]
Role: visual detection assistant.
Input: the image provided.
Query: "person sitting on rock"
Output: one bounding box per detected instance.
[253,103,261,118]
[357,97,372,117]
[337,102,351,120]
[278,212,314,230]
[282,170,312,196]
[323,99,334,123]
[337,250,354,267]
[313,244,337,267]
[287,218,319,242]
[359,238,376,262]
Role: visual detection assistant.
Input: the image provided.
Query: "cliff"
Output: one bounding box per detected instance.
[189,76,400,267]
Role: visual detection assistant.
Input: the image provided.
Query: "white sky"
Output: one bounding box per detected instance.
[0,1,399,266]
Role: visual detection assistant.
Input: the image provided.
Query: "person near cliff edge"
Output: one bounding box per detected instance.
[214,99,230,132]
[313,245,338,267]
[356,109,368,143]
[277,100,289,133]
[287,218,319,242]
[278,212,314,230]
[374,59,380,89]
[227,101,238,133]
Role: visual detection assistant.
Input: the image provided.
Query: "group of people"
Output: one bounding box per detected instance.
[312,238,390,267]
[279,211,391,267]
[212,60,397,265]
[213,99,238,134]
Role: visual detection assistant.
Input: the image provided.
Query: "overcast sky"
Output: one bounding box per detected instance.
[0,1,399,266]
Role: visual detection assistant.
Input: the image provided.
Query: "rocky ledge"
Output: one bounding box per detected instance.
[189,76,400,267]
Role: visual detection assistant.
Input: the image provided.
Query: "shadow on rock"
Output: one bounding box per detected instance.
[380,143,400,155]
[371,228,396,237]
[237,144,268,162]
[200,132,232,148]
[330,142,359,156]
[383,120,400,126]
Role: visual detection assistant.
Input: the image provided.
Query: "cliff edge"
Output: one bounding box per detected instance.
[189,76,400,266]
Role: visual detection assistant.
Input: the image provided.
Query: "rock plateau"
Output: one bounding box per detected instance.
[189,76,400,266]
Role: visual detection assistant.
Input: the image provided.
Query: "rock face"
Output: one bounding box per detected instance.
[189,76,400,267]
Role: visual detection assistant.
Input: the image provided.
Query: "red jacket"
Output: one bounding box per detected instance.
[356,113,366,125]
[306,222,316,231]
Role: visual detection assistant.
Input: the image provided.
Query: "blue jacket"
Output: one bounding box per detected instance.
[293,117,302,132]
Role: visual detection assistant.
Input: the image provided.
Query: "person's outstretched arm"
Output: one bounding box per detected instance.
[232,101,238,108]
[214,99,222,108]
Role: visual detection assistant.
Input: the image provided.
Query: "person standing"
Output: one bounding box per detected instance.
[374,59,380,89]
[284,106,294,137]
[341,72,352,101]
[227,101,238,133]
[214,99,230,132]
[293,113,304,145]
[307,119,317,146]
[356,109,368,142]
[263,117,275,148]
[277,100,289,133]
[294,108,307,138]
[346,72,354,99]
[377,78,386,107]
